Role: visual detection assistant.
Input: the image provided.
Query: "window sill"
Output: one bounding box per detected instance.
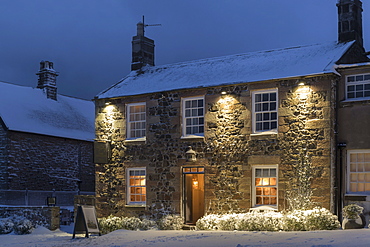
[341,97,370,104]
[344,194,370,201]
[249,206,277,212]
[125,204,146,208]
[250,131,278,140]
[125,137,146,143]
[181,135,204,140]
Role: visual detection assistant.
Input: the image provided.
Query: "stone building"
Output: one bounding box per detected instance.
[0,61,95,206]
[94,0,370,224]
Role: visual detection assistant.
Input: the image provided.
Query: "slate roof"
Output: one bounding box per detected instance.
[97,41,355,99]
[0,82,94,141]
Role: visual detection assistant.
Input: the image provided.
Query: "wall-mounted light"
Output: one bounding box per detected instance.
[186,146,197,162]
[221,91,227,95]
[298,82,305,86]
[105,101,111,106]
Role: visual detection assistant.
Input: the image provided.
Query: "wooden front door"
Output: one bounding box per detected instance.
[183,167,205,224]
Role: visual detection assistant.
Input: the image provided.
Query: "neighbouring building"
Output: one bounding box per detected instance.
[0,61,95,206]
[94,0,370,224]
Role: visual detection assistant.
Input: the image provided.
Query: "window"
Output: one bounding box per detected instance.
[253,166,278,207]
[347,150,370,194]
[127,168,146,205]
[346,74,370,99]
[182,96,204,137]
[127,102,146,140]
[252,89,278,133]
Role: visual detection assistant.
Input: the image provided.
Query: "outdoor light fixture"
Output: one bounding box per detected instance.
[298,81,305,86]
[186,146,197,162]
[105,101,111,106]
[221,91,227,95]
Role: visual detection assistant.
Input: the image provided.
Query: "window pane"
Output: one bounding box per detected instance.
[364,75,370,80]
[347,76,355,82]
[262,93,269,101]
[255,94,261,102]
[270,93,276,101]
[356,75,364,81]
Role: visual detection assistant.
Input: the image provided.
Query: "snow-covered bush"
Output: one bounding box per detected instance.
[98,215,158,234]
[196,214,220,230]
[121,217,142,230]
[0,218,14,234]
[303,207,340,230]
[342,204,363,220]
[158,214,184,230]
[98,215,124,234]
[140,218,157,230]
[196,208,339,231]
[13,219,34,235]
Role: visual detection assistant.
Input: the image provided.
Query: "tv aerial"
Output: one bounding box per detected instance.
[141,15,161,36]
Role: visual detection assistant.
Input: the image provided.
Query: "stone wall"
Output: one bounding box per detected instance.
[95,75,336,218]
[0,123,8,190]
[0,129,95,206]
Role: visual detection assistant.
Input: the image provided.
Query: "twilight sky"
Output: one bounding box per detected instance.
[0,0,369,100]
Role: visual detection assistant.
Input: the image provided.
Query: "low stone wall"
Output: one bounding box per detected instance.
[0,206,60,230]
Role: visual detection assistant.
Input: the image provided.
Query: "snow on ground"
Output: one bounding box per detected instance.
[1,224,370,247]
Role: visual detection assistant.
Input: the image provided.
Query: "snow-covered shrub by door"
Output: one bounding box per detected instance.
[158,214,184,230]
[13,219,34,235]
[140,218,157,230]
[303,207,341,230]
[196,214,221,230]
[196,208,339,231]
[0,218,14,234]
[342,204,363,220]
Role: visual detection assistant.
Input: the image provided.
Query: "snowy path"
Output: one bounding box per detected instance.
[1,226,370,247]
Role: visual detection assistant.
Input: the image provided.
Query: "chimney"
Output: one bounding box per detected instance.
[337,0,363,47]
[131,21,155,71]
[36,61,59,100]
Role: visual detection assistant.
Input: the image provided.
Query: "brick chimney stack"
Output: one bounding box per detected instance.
[131,21,155,71]
[36,61,59,100]
[337,0,363,47]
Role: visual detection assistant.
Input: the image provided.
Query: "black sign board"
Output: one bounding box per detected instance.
[72,205,101,238]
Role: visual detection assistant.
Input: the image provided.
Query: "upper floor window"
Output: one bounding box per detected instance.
[347,150,370,194]
[253,166,278,207]
[127,168,146,205]
[127,102,146,140]
[252,89,278,134]
[182,96,204,138]
[346,74,370,100]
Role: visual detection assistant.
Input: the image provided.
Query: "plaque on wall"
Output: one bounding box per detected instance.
[94,141,111,163]
[72,205,101,238]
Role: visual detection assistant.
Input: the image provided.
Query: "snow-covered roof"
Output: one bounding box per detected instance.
[0,82,94,141]
[97,41,354,99]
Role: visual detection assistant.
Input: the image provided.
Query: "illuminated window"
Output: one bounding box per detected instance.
[253,166,278,207]
[347,150,370,194]
[346,74,370,99]
[127,168,146,205]
[182,96,204,137]
[127,102,146,140]
[252,89,278,133]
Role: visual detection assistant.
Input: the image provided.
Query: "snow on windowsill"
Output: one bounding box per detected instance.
[341,97,370,103]
[250,131,278,136]
[125,204,146,208]
[181,135,204,140]
[125,137,146,143]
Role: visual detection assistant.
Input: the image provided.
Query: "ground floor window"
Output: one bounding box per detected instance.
[127,168,146,205]
[252,166,278,207]
[347,150,370,194]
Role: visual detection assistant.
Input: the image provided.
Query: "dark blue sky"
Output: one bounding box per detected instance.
[0,0,369,100]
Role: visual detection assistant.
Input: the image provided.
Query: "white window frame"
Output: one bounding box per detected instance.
[126,167,146,206]
[345,74,370,100]
[252,165,278,209]
[347,149,370,195]
[126,102,146,141]
[252,89,278,134]
[181,96,205,138]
